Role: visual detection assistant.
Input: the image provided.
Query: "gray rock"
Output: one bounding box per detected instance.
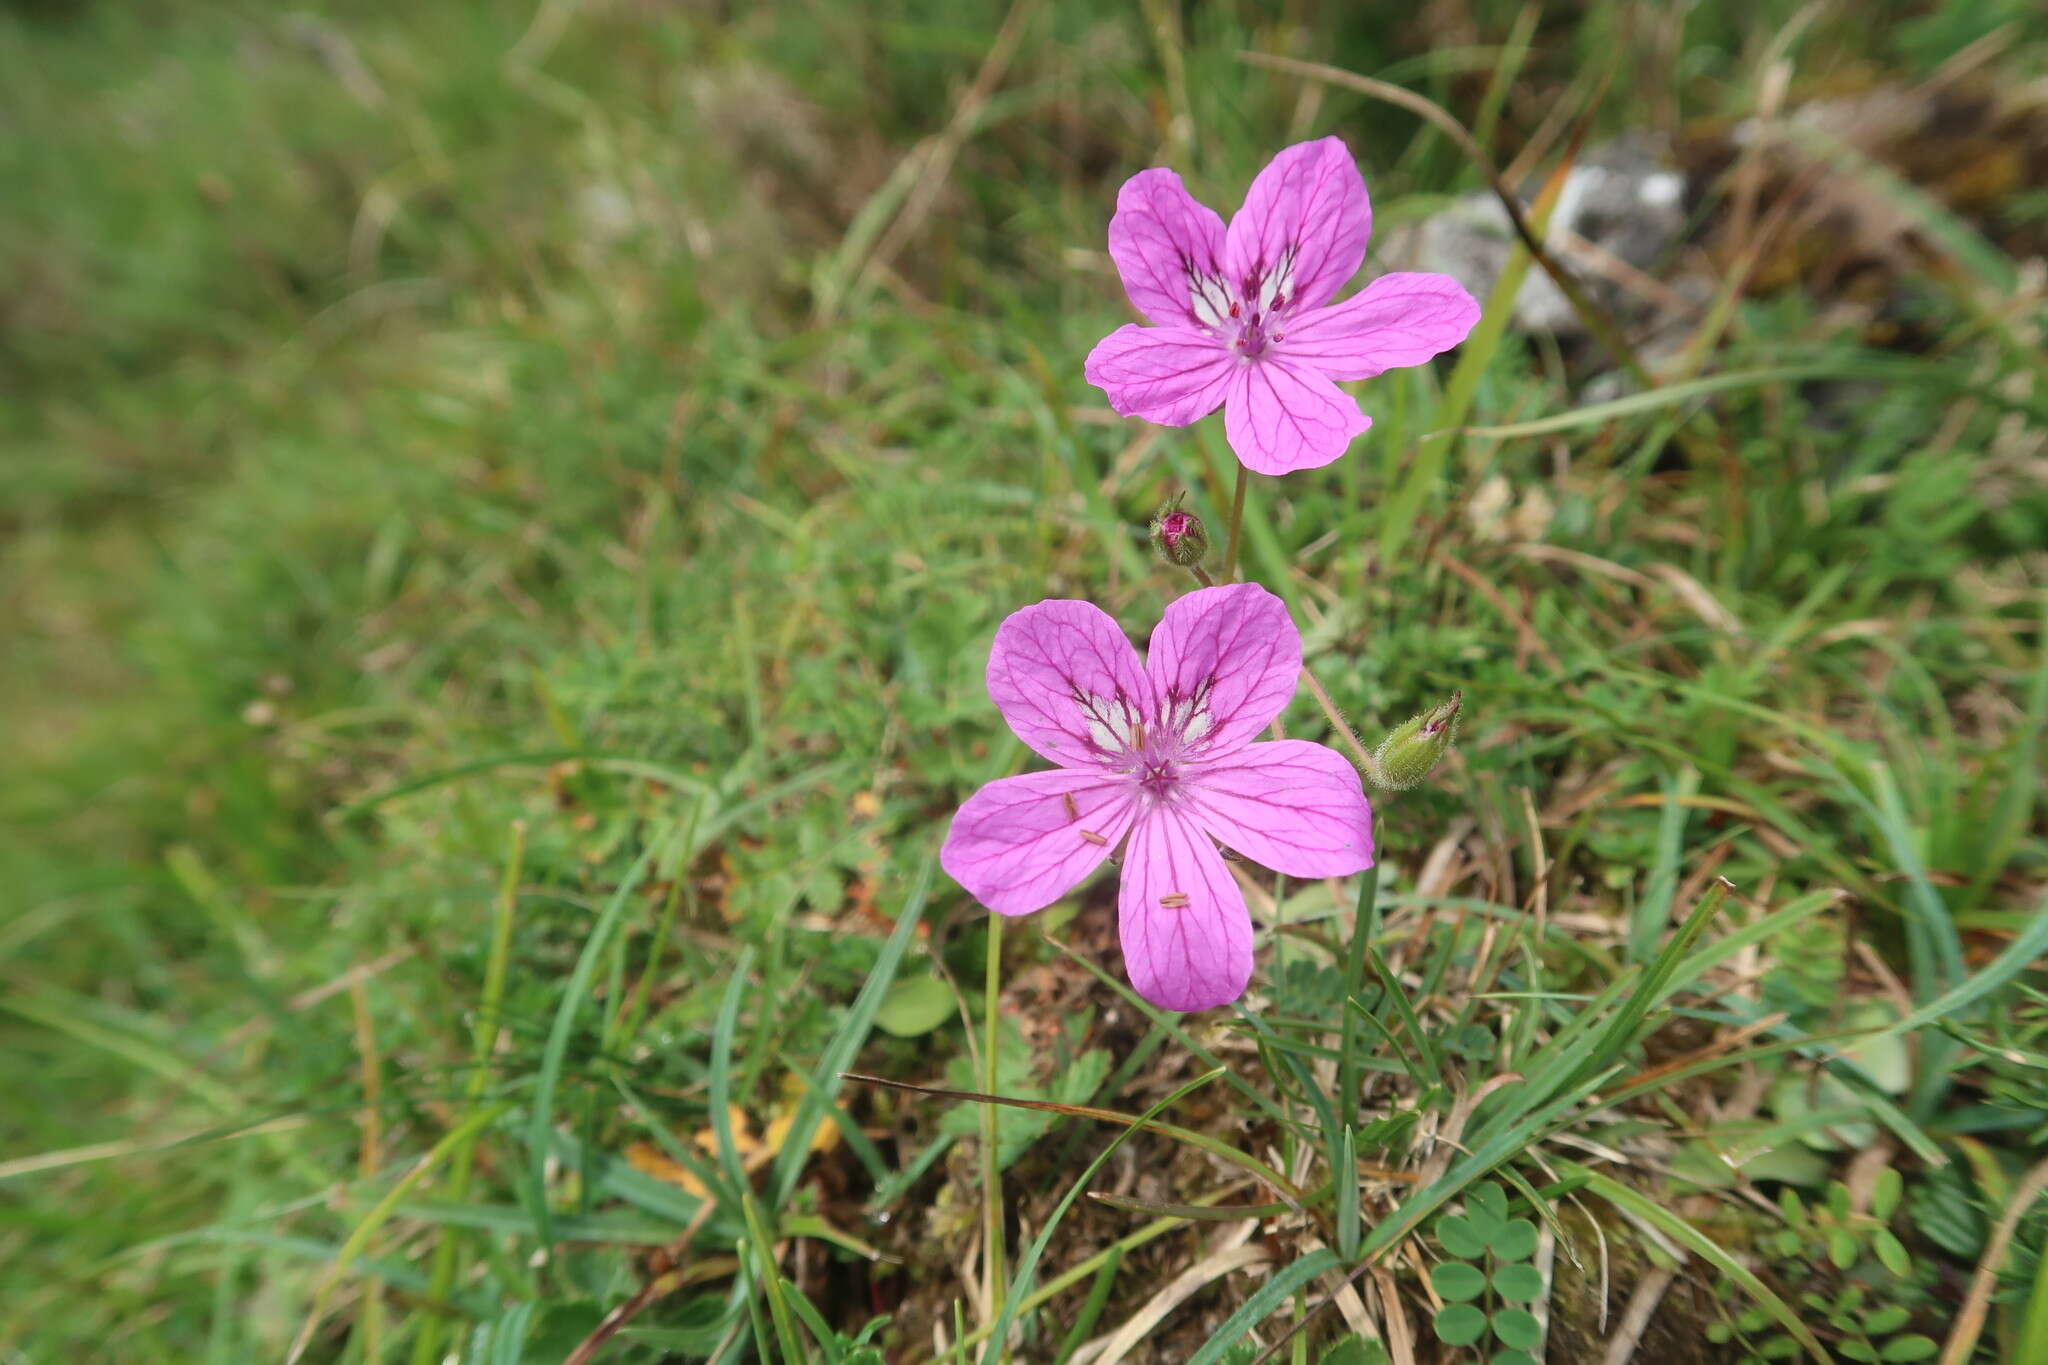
[1377,134,1688,337]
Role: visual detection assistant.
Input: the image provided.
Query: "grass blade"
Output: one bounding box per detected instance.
[1185,1248,1342,1365]
[524,835,663,1260]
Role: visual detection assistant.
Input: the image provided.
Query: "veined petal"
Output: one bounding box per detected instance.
[1184,740,1374,878]
[1107,168,1229,328]
[1279,273,1481,381]
[941,769,1137,916]
[987,599,1153,768]
[1223,359,1370,475]
[1146,582,1301,759]
[1118,807,1253,1012]
[1224,137,1370,315]
[1084,325,1235,427]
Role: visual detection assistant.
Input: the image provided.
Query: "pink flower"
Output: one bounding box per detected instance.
[1083,137,1481,476]
[940,584,1374,1012]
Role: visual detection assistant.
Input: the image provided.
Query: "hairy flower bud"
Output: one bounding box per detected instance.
[1150,499,1209,568]
[1371,692,1462,790]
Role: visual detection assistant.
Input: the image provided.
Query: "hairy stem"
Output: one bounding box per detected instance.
[982,918,1006,1357]
[1297,664,1380,784]
[1222,465,1248,582]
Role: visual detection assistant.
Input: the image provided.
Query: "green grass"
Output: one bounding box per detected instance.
[4,1,2047,1361]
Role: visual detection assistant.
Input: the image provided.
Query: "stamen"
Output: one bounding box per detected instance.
[1130,721,1147,751]
[1061,792,1079,821]
[1158,893,1191,908]
[1078,829,1108,846]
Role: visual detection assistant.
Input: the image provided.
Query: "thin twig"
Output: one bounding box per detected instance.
[1598,1266,1676,1365]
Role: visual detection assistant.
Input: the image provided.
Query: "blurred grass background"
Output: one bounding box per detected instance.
[3,1,2046,1361]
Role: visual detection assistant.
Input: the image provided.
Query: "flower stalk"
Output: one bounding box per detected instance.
[983,919,1006,1354]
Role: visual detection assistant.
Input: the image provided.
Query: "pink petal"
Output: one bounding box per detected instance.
[1107,168,1228,328]
[941,769,1138,916]
[1118,807,1253,1012]
[1224,137,1370,315]
[1084,324,1235,427]
[1184,740,1374,878]
[1278,273,1481,381]
[1222,359,1370,475]
[1146,583,1301,759]
[987,599,1153,768]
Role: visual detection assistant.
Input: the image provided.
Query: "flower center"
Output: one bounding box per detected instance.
[1186,247,1298,361]
[1077,688,1217,804]
[1135,754,1180,798]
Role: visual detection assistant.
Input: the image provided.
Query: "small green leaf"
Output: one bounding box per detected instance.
[1779,1188,1808,1227]
[874,974,955,1038]
[1488,1217,1538,1262]
[1432,1261,1486,1302]
[1491,1353,1540,1365]
[1707,1323,1734,1344]
[1829,1228,1858,1269]
[1491,1308,1542,1351]
[1469,1182,1509,1223]
[1434,1304,1486,1347]
[1840,1341,1878,1363]
[1863,1306,1911,1335]
[1761,1336,1803,1360]
[1435,1213,1488,1259]
[1738,1308,1771,1333]
[1871,1167,1903,1220]
[1491,1263,1544,1302]
[1879,1335,1937,1362]
[1872,1228,1911,1277]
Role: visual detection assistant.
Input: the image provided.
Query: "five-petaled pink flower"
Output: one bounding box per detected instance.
[940,584,1374,1012]
[1084,136,1481,476]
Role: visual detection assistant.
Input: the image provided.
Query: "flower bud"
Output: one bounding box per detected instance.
[1150,500,1209,568]
[1371,692,1462,790]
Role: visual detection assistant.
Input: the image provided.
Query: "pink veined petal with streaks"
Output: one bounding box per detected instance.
[1146,583,1301,758]
[1222,359,1371,476]
[1222,137,1371,315]
[1117,806,1253,1013]
[1083,325,1236,427]
[986,599,1153,768]
[1183,740,1374,878]
[1278,273,1483,381]
[1106,168,1228,329]
[940,769,1139,916]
